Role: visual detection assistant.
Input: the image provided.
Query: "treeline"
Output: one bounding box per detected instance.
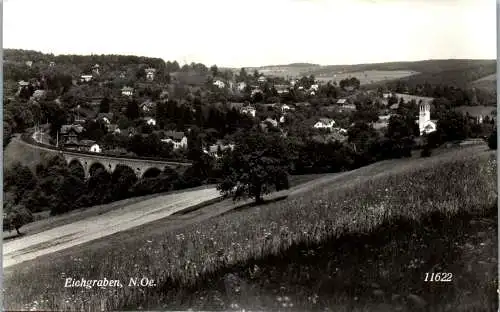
[381,81,496,107]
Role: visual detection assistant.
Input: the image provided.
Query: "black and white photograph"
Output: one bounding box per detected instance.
[2,0,498,311]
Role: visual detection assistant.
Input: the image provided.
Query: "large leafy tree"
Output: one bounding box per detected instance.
[217,129,290,203]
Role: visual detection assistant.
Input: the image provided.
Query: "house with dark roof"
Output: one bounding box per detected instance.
[60,124,85,147]
[165,130,185,141]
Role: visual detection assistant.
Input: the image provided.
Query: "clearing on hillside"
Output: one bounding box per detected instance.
[315,70,418,85]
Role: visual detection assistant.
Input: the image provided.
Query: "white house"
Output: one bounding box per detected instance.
[49,61,55,67]
[144,117,156,126]
[310,84,319,91]
[314,118,336,130]
[80,75,93,82]
[257,76,267,83]
[25,61,33,67]
[213,80,226,88]
[417,103,437,135]
[281,104,291,113]
[263,117,278,127]
[240,106,256,117]
[121,86,134,96]
[145,68,156,81]
[92,64,100,74]
[336,99,347,105]
[382,92,392,99]
[90,144,101,153]
[161,136,188,150]
[237,81,247,91]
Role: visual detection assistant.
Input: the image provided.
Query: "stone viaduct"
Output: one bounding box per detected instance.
[17,136,192,179]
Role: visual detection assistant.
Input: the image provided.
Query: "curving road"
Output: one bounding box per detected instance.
[3,187,221,268]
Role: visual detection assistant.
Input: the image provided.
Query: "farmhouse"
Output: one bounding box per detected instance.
[314,118,335,130]
[60,124,84,146]
[25,61,33,67]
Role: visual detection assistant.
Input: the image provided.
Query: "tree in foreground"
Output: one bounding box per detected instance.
[217,130,290,204]
[3,192,33,235]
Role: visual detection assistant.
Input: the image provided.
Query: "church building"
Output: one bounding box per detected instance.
[418,102,437,135]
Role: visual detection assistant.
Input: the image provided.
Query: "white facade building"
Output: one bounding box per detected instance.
[418,103,436,135]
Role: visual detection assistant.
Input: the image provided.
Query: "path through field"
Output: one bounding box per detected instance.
[3,187,220,268]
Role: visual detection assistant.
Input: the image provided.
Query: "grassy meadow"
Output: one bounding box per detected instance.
[471,73,497,93]
[315,70,419,85]
[3,146,497,311]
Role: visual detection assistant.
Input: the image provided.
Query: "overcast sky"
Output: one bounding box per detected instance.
[3,0,497,67]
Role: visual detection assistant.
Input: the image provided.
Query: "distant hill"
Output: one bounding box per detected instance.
[306,59,497,89]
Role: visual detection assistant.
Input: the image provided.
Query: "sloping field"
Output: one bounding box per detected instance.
[3,135,52,170]
[315,70,419,85]
[3,187,221,268]
[471,73,497,92]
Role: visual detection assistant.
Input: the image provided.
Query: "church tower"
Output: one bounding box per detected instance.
[419,102,431,134]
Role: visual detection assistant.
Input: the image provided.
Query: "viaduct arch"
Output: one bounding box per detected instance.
[62,151,191,179]
[16,135,192,180]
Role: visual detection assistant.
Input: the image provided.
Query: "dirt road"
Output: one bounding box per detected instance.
[3,187,220,268]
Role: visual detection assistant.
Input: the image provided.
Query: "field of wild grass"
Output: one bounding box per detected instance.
[4,147,497,311]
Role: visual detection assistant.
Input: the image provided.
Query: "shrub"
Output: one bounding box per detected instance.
[421,146,432,157]
[488,128,497,150]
